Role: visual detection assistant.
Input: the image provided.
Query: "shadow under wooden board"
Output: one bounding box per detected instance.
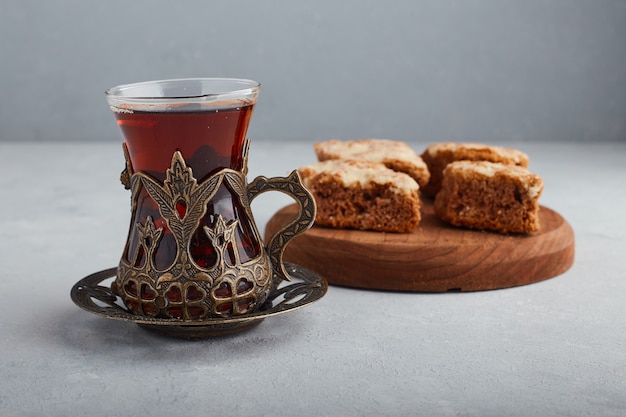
[264,199,575,292]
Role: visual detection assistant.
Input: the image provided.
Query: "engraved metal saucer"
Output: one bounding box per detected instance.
[71,263,327,339]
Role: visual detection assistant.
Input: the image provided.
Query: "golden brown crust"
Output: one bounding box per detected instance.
[298,160,421,233]
[434,161,543,233]
[420,142,530,197]
[314,139,430,188]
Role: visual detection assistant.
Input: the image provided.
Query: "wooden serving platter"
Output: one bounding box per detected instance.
[264,199,574,292]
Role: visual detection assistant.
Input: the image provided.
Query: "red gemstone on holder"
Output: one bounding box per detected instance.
[125,281,138,297]
[142,303,158,316]
[237,297,255,312]
[141,284,157,300]
[167,307,184,319]
[186,285,204,301]
[187,306,205,319]
[176,200,187,219]
[165,286,182,302]
[214,282,232,298]
[216,302,233,315]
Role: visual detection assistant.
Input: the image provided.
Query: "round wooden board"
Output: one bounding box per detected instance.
[264,200,575,292]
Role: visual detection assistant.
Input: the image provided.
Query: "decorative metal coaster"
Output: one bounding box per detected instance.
[71,263,327,339]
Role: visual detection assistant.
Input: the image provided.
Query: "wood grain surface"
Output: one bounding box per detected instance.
[264,199,575,292]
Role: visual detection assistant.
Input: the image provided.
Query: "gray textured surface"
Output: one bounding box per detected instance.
[0,141,624,416]
[1,0,625,143]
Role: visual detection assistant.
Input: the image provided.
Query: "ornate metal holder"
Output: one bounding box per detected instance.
[69,150,323,339]
[71,263,327,339]
[113,149,316,321]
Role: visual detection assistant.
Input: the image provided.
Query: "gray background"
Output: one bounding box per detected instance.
[1,0,625,143]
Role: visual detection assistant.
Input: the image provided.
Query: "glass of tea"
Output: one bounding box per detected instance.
[105,78,316,320]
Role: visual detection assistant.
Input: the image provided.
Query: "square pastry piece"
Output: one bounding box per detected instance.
[420,142,529,197]
[314,139,430,188]
[434,161,544,233]
[298,159,421,233]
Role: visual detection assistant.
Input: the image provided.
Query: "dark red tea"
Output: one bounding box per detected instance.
[115,103,254,179]
[112,103,262,271]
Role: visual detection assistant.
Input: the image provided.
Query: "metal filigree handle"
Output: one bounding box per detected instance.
[247,171,316,282]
